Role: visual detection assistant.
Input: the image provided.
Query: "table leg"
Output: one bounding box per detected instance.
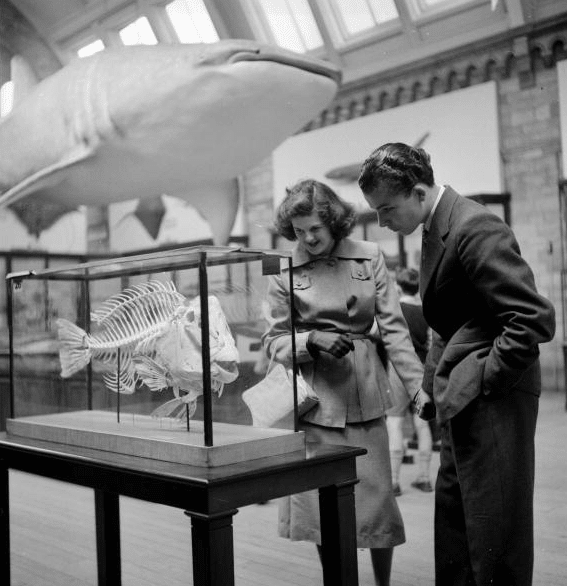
[0,461,9,586]
[186,509,238,586]
[319,480,359,586]
[95,489,121,586]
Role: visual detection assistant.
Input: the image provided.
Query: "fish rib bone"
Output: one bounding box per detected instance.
[88,281,185,350]
[92,281,183,325]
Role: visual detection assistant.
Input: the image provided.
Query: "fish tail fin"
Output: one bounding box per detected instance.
[56,318,92,377]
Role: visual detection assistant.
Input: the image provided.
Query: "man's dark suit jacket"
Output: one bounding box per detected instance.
[420,186,555,422]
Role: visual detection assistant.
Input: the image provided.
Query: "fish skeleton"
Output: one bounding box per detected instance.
[0,40,341,243]
[57,280,187,392]
[134,295,239,419]
[56,281,239,416]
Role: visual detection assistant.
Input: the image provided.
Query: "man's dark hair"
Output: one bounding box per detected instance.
[358,142,435,197]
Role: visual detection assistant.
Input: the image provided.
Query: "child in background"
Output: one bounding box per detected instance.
[386,268,433,496]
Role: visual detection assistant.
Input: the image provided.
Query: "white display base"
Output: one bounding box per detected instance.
[6,410,305,467]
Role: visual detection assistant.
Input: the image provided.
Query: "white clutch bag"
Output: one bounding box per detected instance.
[242,358,318,428]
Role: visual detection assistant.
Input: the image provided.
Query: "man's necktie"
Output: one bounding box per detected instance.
[421,226,428,261]
[420,226,428,294]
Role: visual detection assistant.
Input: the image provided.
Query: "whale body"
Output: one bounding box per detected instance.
[0,40,341,243]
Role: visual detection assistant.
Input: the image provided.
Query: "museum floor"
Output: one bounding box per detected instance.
[8,388,567,586]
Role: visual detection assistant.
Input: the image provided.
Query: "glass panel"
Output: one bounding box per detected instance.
[334,0,374,35]
[286,0,323,50]
[9,246,271,281]
[166,0,219,43]
[77,39,105,58]
[10,278,86,418]
[368,0,399,23]
[119,16,158,46]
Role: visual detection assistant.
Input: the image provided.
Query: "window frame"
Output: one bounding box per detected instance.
[164,0,220,44]
[320,0,401,46]
[406,0,488,24]
[239,0,325,54]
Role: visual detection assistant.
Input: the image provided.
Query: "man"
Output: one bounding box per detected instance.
[358,142,556,586]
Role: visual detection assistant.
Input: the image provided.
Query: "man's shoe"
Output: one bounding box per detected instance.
[392,483,402,497]
[411,479,433,493]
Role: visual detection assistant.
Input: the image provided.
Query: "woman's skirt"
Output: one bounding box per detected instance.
[278,417,406,548]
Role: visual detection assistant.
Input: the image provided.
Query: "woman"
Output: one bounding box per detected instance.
[262,179,431,585]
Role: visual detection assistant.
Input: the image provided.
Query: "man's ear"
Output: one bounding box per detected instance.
[412,185,426,202]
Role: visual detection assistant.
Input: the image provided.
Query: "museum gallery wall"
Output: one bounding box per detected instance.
[272,81,502,267]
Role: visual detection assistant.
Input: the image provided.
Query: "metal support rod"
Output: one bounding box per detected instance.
[288,257,299,433]
[83,276,93,411]
[6,268,14,422]
[116,348,121,424]
[199,252,213,446]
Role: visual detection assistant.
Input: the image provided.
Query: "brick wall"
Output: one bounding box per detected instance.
[500,68,564,390]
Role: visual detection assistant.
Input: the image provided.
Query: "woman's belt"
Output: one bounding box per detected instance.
[345,331,387,367]
[347,332,374,340]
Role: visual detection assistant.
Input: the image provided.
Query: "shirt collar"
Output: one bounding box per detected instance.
[423,185,445,233]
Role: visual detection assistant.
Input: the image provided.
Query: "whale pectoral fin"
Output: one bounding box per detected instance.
[175,178,240,245]
[9,196,77,237]
[0,144,95,209]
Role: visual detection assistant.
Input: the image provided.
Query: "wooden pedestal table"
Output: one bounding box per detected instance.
[0,433,365,586]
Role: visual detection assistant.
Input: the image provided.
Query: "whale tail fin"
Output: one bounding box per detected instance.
[56,318,92,377]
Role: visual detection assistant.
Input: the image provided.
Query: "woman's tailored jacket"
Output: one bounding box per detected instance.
[263,238,423,428]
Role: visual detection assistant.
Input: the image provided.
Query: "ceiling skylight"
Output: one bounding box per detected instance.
[327,0,399,38]
[247,0,324,53]
[119,16,158,45]
[77,39,105,58]
[165,0,219,43]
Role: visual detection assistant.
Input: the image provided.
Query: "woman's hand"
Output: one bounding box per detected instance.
[412,388,436,421]
[308,331,354,358]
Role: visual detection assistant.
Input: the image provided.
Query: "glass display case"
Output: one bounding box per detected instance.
[4,245,303,466]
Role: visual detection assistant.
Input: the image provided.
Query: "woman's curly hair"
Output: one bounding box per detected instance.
[274,179,356,241]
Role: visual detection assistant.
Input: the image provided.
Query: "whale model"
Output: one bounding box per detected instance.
[0,40,341,242]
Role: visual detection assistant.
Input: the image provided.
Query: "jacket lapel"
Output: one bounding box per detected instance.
[420,187,459,299]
